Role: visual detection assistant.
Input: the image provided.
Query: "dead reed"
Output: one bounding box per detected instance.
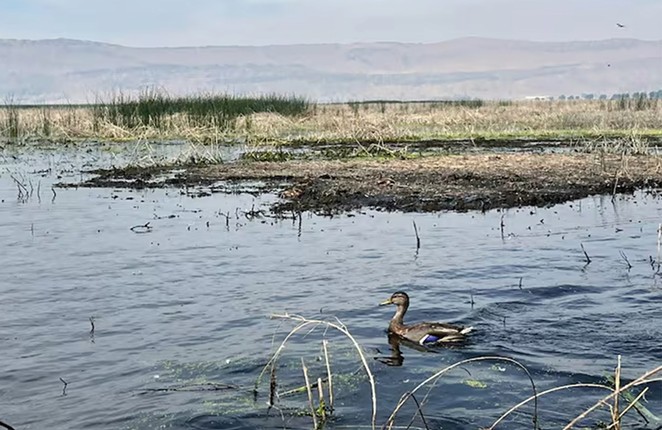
[257,313,377,429]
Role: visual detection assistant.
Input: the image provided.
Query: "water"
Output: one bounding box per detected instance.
[1,143,661,430]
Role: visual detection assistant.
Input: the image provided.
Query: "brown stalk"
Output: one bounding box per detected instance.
[606,387,649,430]
[562,364,662,430]
[322,339,334,412]
[301,358,318,429]
[317,377,327,422]
[612,355,622,430]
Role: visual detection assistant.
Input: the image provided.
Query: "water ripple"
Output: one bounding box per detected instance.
[1,147,661,430]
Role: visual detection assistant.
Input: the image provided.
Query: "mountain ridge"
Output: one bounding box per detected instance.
[2,37,661,103]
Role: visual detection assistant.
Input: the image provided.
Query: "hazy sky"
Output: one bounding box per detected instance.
[0,0,660,47]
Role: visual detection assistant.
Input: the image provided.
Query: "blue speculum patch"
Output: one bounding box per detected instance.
[421,334,440,344]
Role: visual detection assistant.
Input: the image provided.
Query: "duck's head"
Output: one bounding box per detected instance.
[380,291,409,306]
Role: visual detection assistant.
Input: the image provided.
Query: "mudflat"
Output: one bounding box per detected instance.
[75,152,662,214]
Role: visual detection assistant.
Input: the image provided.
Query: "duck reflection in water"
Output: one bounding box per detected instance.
[376,333,429,366]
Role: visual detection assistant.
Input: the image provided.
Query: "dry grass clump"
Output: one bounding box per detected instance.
[2,98,662,145]
[243,99,662,145]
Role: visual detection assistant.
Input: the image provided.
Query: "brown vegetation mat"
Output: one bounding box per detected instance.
[76,153,662,213]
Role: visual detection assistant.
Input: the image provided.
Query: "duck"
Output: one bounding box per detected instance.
[380,291,473,345]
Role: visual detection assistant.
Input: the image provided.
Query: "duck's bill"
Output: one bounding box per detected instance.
[379,299,393,306]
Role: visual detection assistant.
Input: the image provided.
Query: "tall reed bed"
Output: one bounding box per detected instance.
[93,90,311,130]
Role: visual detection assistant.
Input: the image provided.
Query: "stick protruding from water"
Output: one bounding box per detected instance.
[412,220,420,253]
[580,243,591,264]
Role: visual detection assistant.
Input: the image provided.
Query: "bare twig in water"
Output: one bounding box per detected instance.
[301,358,318,429]
[406,393,431,430]
[244,204,265,220]
[0,419,17,430]
[657,224,661,267]
[518,277,523,290]
[89,316,95,343]
[500,214,505,240]
[130,222,153,233]
[298,211,303,239]
[412,220,421,252]
[218,211,230,230]
[580,243,592,264]
[51,186,57,203]
[10,174,28,202]
[59,377,68,396]
[619,251,632,271]
[470,290,475,309]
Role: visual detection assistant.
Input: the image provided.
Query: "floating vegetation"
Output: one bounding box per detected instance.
[241,149,298,162]
[240,143,416,163]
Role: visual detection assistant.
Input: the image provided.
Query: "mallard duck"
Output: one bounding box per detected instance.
[380,291,473,345]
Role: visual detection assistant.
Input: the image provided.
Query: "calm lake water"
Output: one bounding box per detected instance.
[1,143,661,430]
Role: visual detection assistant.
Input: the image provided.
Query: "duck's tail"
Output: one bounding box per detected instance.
[460,326,474,335]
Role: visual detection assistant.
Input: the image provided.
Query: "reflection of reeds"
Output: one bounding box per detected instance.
[263,315,661,430]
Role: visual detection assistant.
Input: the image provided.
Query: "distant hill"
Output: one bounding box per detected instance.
[1,37,661,103]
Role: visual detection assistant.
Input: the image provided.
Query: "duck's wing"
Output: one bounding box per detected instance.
[414,322,474,344]
[425,322,472,334]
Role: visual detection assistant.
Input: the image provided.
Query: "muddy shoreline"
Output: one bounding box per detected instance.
[60,151,662,214]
